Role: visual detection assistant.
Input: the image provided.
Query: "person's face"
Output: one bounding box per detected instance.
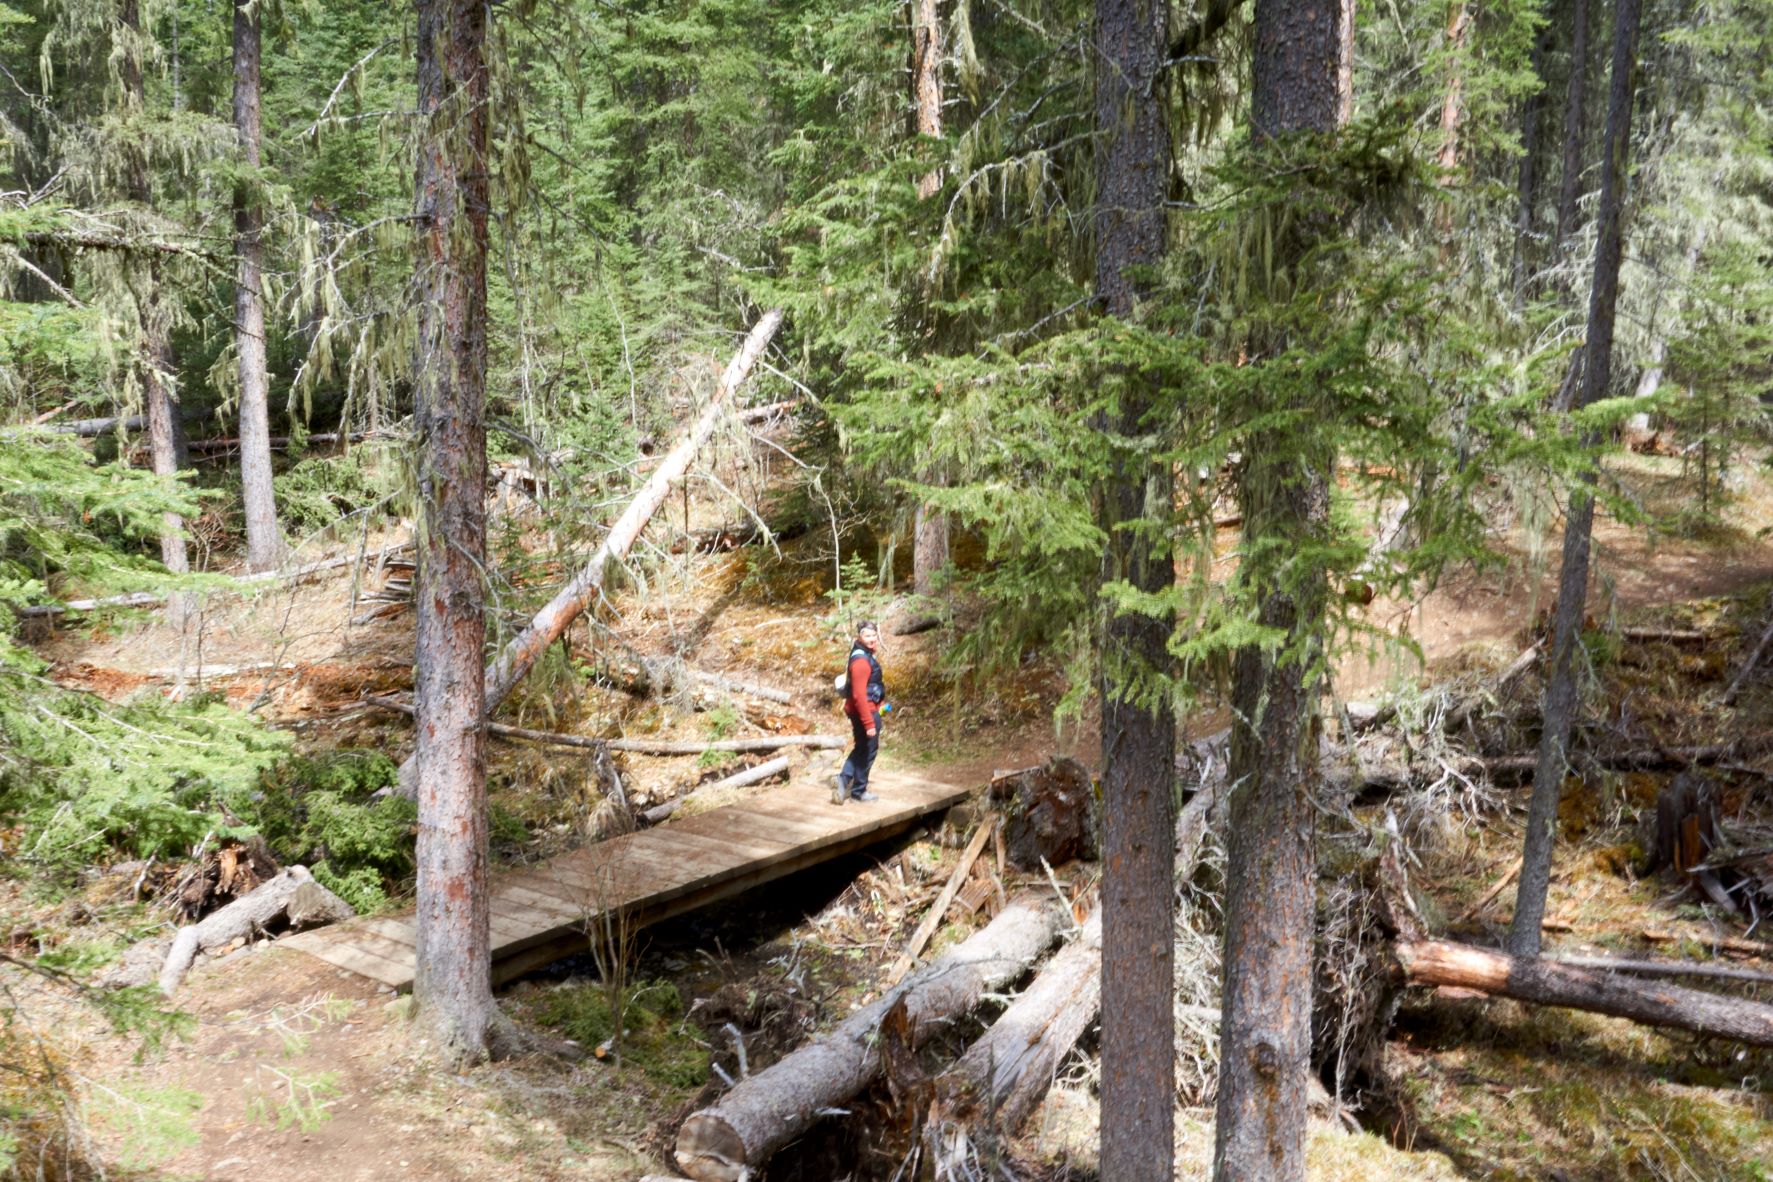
[858,627,880,651]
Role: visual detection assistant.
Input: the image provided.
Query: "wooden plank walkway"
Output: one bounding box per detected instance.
[282,768,969,990]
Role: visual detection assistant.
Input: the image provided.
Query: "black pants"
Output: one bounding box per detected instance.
[842,712,879,794]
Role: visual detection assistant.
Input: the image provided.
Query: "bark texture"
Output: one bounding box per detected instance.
[1215,4,1348,1180]
[672,897,1064,1181]
[1092,1,1176,1177]
[233,0,283,572]
[1510,0,1642,960]
[1398,940,1773,1046]
[410,0,497,1064]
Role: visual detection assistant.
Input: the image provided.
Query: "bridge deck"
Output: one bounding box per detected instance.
[281,768,968,989]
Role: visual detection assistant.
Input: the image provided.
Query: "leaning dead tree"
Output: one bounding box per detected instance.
[672,895,1065,1182]
[394,308,784,799]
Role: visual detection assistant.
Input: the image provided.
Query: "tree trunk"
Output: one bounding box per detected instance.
[1397,940,1773,1046]
[1553,0,1591,254]
[233,0,283,572]
[390,310,782,799]
[672,896,1064,1182]
[1510,0,1643,960]
[119,0,188,579]
[910,0,949,597]
[411,0,497,1065]
[1215,5,1349,1181]
[1436,2,1472,175]
[1092,1,1176,1177]
[1512,20,1553,302]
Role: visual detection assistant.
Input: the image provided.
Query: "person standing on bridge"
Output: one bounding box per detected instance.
[834,621,888,804]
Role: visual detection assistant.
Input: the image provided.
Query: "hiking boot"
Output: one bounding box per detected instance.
[850,789,879,803]
[831,773,850,805]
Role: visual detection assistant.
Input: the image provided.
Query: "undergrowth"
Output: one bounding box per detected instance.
[532,978,708,1092]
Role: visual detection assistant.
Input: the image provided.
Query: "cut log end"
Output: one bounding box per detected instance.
[673,1116,747,1182]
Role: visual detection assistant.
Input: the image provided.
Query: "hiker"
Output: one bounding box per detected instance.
[834,621,887,804]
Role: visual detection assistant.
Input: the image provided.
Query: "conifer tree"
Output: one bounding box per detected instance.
[233,0,283,572]
[1214,1,1351,1177]
[410,0,500,1064]
[1091,1,1175,1178]
[119,0,189,580]
[1510,0,1645,960]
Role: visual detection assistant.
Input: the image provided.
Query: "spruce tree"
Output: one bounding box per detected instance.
[1214,2,1351,1178]
[1092,2,1175,1178]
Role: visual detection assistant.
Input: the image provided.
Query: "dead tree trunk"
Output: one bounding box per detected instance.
[672,896,1064,1182]
[233,0,283,572]
[157,868,352,994]
[1092,2,1177,1177]
[1397,940,1773,1046]
[1510,0,1643,960]
[390,309,783,800]
[410,0,499,1065]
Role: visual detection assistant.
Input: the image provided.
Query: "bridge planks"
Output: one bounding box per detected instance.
[281,768,967,990]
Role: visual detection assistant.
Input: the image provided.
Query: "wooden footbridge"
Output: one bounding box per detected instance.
[282,769,970,990]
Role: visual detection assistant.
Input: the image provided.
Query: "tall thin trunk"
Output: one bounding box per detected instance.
[1436,2,1472,175]
[234,0,283,572]
[1513,18,1553,304]
[1553,0,1591,254]
[120,0,188,577]
[1214,3,1349,1179]
[1092,2,1175,1179]
[411,0,497,1064]
[1509,0,1643,960]
[910,0,949,598]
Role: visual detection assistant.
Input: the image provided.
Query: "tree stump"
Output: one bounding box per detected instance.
[989,756,1098,870]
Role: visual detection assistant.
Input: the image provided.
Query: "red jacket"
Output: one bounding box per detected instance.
[845,650,882,729]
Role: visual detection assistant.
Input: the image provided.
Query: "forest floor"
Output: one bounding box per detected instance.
[9,450,1773,1179]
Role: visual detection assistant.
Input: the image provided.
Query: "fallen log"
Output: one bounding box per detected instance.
[393,309,785,799]
[883,818,996,987]
[642,756,792,824]
[1620,625,1711,644]
[1641,927,1771,960]
[1550,955,1773,986]
[1725,614,1773,705]
[928,775,1223,1138]
[155,867,354,994]
[1395,939,1773,1047]
[18,543,412,618]
[364,693,842,755]
[673,894,1065,1182]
